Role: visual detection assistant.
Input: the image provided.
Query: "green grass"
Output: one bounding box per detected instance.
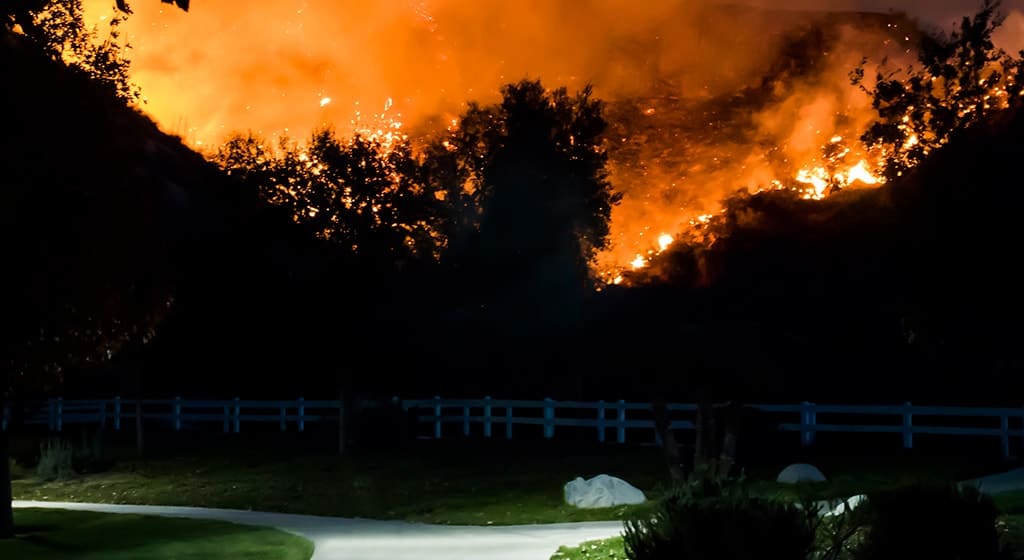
[994,491,1024,515]
[10,438,1013,526]
[0,508,314,560]
[551,536,625,560]
[12,442,667,525]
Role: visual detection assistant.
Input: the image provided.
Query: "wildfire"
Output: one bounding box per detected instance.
[75,0,1021,287]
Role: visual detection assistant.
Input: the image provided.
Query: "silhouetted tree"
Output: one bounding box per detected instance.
[4,0,139,103]
[0,23,210,537]
[854,0,1024,178]
[215,129,447,268]
[442,80,620,334]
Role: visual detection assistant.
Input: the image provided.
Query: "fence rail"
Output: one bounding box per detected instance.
[4,397,1024,457]
[2,397,345,434]
[399,397,1024,458]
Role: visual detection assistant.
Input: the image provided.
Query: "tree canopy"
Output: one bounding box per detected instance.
[854,0,1024,177]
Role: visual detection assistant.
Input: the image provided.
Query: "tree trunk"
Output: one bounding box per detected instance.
[715,402,742,480]
[0,392,14,539]
[337,385,345,456]
[694,388,716,475]
[652,400,685,483]
[134,370,144,458]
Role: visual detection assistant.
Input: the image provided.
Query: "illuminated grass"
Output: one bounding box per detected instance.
[0,508,313,560]
[10,440,1009,526]
[12,443,665,525]
[550,536,625,560]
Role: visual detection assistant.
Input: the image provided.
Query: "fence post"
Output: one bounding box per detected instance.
[114,396,121,431]
[597,400,606,443]
[47,398,54,431]
[174,396,182,431]
[505,405,513,439]
[280,405,287,432]
[800,401,815,446]
[99,400,107,429]
[617,400,626,444]
[233,397,241,433]
[434,396,442,439]
[1001,415,1010,458]
[543,398,555,439]
[1,402,8,432]
[463,405,471,437]
[56,397,63,432]
[222,405,229,433]
[483,396,492,438]
[901,401,913,449]
[298,397,306,432]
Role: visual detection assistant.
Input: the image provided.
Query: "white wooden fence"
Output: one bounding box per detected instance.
[400,398,1024,458]
[5,397,1024,457]
[2,397,346,434]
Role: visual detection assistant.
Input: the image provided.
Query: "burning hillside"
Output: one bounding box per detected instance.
[79,0,1024,283]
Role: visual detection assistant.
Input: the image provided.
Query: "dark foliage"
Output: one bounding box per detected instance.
[215,129,446,267]
[852,484,1008,560]
[440,80,620,335]
[624,479,816,560]
[855,0,1024,178]
[5,0,139,103]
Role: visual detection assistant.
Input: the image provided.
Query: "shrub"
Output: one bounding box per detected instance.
[73,427,113,473]
[8,458,29,480]
[851,484,1009,560]
[624,478,816,560]
[36,437,74,481]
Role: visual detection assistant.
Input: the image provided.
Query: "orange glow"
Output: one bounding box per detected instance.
[78,1,1020,285]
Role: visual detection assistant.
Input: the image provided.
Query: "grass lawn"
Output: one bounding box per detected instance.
[551,537,625,560]
[12,440,668,525]
[10,436,1014,526]
[0,508,313,560]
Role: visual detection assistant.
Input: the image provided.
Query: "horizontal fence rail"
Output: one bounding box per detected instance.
[5,397,1024,457]
[2,397,350,434]
[400,398,1024,458]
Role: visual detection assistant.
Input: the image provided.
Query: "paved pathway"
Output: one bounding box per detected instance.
[17,468,1023,559]
[964,467,1024,495]
[13,501,623,560]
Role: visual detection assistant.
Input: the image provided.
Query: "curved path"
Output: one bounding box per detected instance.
[13,501,623,560]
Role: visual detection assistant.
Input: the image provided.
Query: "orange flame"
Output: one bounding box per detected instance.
[78,1,1020,285]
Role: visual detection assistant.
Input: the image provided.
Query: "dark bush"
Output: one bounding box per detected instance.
[36,437,73,481]
[852,484,1008,560]
[72,426,114,474]
[350,399,415,450]
[624,478,816,560]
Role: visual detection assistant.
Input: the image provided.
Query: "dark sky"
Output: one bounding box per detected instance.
[739,0,1023,25]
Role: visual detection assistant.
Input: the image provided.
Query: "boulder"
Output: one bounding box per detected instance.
[564,474,646,508]
[776,463,827,484]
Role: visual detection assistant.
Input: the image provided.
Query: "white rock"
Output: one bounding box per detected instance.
[821,494,866,517]
[564,474,647,508]
[776,463,827,484]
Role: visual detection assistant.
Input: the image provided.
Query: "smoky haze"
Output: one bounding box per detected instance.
[83,0,822,143]
[83,0,1023,274]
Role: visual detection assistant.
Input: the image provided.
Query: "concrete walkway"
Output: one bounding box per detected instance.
[964,467,1024,495]
[13,501,624,560]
